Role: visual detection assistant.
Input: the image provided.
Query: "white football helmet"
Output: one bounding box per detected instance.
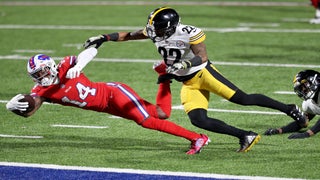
[27,54,58,86]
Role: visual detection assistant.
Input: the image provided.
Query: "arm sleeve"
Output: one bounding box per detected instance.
[75,47,98,70]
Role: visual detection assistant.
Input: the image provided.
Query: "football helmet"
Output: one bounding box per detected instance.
[146,7,180,42]
[293,70,320,100]
[27,54,58,86]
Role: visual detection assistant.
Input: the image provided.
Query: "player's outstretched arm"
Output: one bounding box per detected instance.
[83,29,147,49]
[6,94,44,118]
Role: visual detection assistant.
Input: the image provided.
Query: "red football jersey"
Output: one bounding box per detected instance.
[31,56,110,112]
[30,56,156,123]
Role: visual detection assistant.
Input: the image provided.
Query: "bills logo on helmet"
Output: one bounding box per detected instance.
[28,54,51,70]
[38,54,51,60]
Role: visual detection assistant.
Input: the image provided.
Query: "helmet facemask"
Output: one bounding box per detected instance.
[293,71,320,100]
[146,7,180,42]
[27,54,58,86]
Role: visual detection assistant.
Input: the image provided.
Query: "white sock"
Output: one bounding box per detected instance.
[316,8,320,18]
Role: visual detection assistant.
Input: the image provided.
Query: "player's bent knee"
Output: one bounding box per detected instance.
[188,109,208,128]
[156,106,169,119]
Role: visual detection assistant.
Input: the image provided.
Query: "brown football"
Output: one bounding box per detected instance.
[12,94,36,116]
[22,94,36,113]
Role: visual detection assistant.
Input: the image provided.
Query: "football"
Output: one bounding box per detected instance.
[12,94,36,116]
[22,94,36,113]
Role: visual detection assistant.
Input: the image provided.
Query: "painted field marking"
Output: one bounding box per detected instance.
[0,1,308,7]
[0,134,43,139]
[0,162,307,180]
[0,24,320,33]
[274,91,295,95]
[172,105,284,115]
[51,124,108,129]
[13,49,54,53]
[1,54,320,68]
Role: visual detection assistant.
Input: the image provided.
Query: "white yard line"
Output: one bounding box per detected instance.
[0,134,43,139]
[1,54,319,68]
[51,124,108,129]
[0,1,309,7]
[0,24,320,33]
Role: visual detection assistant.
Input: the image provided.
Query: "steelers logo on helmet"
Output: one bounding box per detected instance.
[146,7,180,42]
[27,54,59,86]
[293,70,320,100]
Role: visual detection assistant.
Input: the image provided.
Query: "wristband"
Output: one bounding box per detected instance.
[185,56,202,68]
[105,33,119,41]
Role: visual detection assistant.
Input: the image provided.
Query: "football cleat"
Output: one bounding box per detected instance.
[153,60,167,75]
[264,128,280,136]
[288,104,308,127]
[237,131,261,153]
[310,17,320,24]
[186,134,210,155]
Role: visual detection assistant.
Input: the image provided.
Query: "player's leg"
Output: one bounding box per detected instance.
[181,80,260,152]
[153,60,172,119]
[140,116,210,154]
[106,82,209,154]
[199,62,307,126]
[155,81,172,119]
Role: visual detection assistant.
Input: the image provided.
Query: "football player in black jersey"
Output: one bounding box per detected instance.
[83,7,307,152]
[265,70,320,139]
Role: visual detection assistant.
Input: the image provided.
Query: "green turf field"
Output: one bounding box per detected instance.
[0,1,319,179]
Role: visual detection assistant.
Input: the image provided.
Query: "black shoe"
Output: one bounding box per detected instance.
[237,131,261,152]
[264,128,280,136]
[288,104,308,126]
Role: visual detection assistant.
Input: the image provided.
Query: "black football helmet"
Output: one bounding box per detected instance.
[293,70,320,100]
[146,7,180,42]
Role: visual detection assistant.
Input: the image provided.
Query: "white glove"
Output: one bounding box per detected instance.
[66,65,82,79]
[6,94,29,111]
[166,62,187,73]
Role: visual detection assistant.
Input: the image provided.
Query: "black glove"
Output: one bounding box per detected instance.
[288,132,310,139]
[264,128,280,136]
[83,35,107,49]
[157,74,173,84]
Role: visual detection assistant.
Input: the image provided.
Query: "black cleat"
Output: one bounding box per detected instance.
[237,131,261,152]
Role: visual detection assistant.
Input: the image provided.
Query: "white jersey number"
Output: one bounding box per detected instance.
[62,83,96,107]
[158,47,181,65]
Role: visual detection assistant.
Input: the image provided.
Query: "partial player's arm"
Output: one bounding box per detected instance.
[166,42,208,73]
[66,47,98,79]
[190,42,208,64]
[6,94,45,118]
[83,29,148,49]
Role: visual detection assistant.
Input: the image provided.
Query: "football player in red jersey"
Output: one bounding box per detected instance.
[310,0,320,24]
[6,47,210,155]
[83,6,308,152]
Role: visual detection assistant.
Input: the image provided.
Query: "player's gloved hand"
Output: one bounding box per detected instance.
[264,128,280,136]
[83,35,107,49]
[288,132,310,139]
[6,94,28,111]
[166,62,188,73]
[66,66,82,79]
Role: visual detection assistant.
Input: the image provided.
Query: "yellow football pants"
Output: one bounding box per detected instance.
[180,63,238,113]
